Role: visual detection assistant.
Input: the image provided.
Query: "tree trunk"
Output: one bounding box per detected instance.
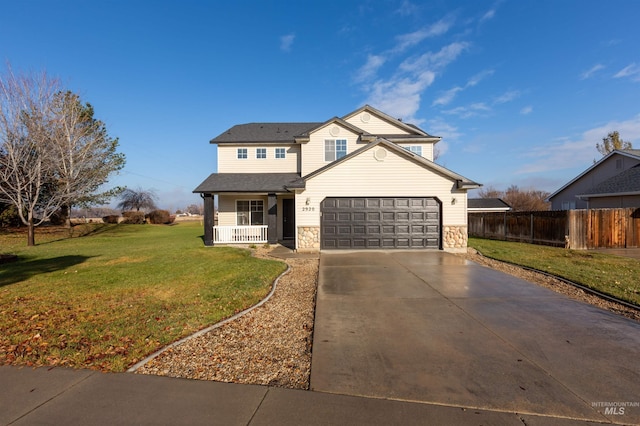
[27,216,35,246]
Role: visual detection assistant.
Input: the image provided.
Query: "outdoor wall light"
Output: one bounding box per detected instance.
[305,197,310,205]
[451,197,457,205]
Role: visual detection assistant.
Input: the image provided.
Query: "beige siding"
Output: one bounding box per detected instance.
[296,146,467,227]
[301,124,361,176]
[345,111,411,135]
[217,144,300,173]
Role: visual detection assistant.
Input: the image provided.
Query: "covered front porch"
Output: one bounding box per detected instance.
[193,173,303,247]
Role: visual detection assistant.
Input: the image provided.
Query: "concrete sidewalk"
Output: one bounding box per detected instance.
[0,366,612,425]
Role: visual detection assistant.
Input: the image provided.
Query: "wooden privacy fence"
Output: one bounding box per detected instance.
[468,208,640,249]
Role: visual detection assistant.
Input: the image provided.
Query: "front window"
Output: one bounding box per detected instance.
[275,147,286,159]
[256,148,267,159]
[237,148,247,159]
[325,139,347,161]
[236,200,264,225]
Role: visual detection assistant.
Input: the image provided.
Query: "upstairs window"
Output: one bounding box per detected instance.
[256,148,267,159]
[325,139,347,161]
[275,148,286,159]
[404,145,423,156]
[237,148,247,159]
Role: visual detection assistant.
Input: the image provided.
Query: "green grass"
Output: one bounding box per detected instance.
[0,222,286,371]
[469,237,640,306]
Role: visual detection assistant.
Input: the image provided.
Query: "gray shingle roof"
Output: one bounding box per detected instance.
[580,164,640,196]
[211,123,321,144]
[193,173,304,193]
[468,198,511,209]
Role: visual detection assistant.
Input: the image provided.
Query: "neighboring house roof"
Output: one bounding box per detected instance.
[548,149,640,200]
[577,164,640,198]
[193,173,304,193]
[468,198,511,211]
[302,137,480,189]
[211,123,320,144]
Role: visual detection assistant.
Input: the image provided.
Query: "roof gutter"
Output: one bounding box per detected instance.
[457,181,482,190]
[576,191,640,199]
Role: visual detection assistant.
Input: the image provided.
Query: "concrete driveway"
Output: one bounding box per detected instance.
[310,251,640,424]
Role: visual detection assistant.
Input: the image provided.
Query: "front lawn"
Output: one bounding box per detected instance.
[469,237,640,307]
[0,222,286,371]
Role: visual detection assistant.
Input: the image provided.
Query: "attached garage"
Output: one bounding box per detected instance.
[320,197,441,249]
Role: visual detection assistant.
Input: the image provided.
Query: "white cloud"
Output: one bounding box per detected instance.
[614,63,640,81]
[432,69,494,106]
[433,87,462,106]
[480,8,496,23]
[363,41,468,122]
[520,105,533,115]
[280,33,295,52]
[442,102,490,119]
[427,117,462,141]
[355,54,386,83]
[466,69,494,87]
[493,90,520,104]
[400,42,469,73]
[580,63,604,80]
[366,71,436,123]
[394,19,453,53]
[517,114,640,174]
[395,0,420,17]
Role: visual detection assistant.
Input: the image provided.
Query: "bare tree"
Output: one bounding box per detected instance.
[503,185,550,211]
[596,131,632,157]
[0,66,65,245]
[477,185,550,211]
[50,91,125,225]
[477,185,502,199]
[186,203,203,215]
[117,187,157,212]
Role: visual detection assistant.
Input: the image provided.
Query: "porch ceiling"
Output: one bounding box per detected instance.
[193,173,304,193]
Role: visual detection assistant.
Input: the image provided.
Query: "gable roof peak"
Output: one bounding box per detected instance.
[342,104,433,137]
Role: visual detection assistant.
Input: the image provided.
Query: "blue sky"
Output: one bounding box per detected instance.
[2,0,639,210]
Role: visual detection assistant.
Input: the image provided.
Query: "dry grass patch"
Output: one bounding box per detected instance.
[0,222,286,371]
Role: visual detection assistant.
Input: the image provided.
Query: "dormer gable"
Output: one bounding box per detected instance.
[342,105,439,142]
[294,117,375,143]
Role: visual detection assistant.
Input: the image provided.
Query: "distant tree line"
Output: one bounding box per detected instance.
[478,185,550,211]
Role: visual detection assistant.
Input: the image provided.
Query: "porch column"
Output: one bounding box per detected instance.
[268,193,277,244]
[203,193,214,246]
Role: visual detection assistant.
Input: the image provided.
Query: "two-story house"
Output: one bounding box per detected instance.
[194,105,480,251]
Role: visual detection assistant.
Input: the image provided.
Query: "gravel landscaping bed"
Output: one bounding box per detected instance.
[134,247,318,390]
